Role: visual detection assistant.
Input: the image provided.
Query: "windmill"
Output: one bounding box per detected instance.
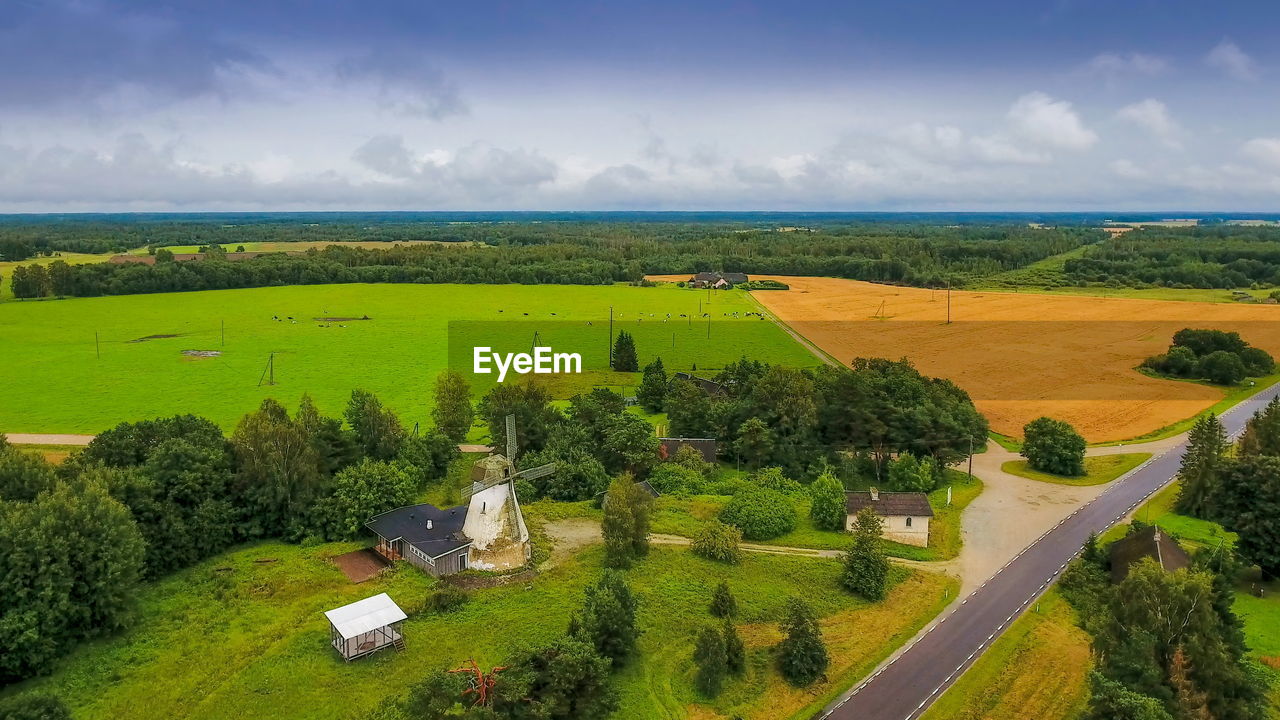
[461,414,556,501]
[458,414,554,570]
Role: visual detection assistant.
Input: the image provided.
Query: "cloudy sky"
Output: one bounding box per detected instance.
[2,0,1280,212]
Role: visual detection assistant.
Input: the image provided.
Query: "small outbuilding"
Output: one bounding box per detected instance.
[324,593,407,661]
[845,487,933,547]
[1108,526,1191,584]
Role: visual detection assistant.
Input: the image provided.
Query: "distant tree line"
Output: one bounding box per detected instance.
[0,386,465,681]
[1142,328,1275,386]
[6,221,1100,299]
[1062,226,1280,289]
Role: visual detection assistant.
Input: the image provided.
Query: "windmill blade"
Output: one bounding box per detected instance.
[505,414,517,460]
[460,475,509,502]
[512,463,556,481]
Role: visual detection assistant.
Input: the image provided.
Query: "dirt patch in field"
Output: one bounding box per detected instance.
[736,276,1280,442]
[128,333,183,343]
[331,548,390,583]
[181,350,221,357]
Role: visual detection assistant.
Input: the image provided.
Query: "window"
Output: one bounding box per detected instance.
[905,517,913,528]
[458,553,468,572]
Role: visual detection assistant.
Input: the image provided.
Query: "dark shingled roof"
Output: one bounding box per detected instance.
[672,372,725,396]
[635,480,660,498]
[846,491,933,518]
[1108,526,1191,584]
[722,272,749,284]
[366,503,471,558]
[659,437,717,463]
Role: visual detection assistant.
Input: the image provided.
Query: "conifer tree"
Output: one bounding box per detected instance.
[843,507,889,601]
[709,580,738,618]
[1176,413,1228,518]
[611,330,638,371]
[777,597,828,687]
[636,357,668,412]
[693,625,728,696]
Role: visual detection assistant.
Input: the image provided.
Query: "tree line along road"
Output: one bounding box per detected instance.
[818,384,1280,720]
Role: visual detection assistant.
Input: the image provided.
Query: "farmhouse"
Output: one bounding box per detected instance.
[845,488,932,547]
[687,271,749,289]
[324,593,407,661]
[659,437,718,463]
[1108,526,1191,584]
[366,502,472,576]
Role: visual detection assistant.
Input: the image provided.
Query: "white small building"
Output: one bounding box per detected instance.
[324,593,407,661]
[845,487,933,547]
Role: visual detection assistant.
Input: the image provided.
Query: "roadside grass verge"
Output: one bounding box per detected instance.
[1001,453,1151,487]
[917,590,1090,720]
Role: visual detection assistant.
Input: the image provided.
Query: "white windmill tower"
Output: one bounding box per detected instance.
[460,415,556,570]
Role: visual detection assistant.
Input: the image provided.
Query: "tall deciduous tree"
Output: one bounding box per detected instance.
[233,398,325,538]
[432,369,474,443]
[344,389,404,461]
[601,474,653,568]
[693,625,728,696]
[315,459,415,540]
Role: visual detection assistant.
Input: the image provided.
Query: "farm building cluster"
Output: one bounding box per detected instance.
[687,271,749,289]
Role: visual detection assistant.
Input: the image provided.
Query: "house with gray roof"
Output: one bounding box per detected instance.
[1108,526,1191,584]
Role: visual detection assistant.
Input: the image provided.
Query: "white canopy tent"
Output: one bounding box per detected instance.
[324,593,407,661]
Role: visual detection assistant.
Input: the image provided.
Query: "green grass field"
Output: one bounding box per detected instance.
[1001,453,1151,486]
[0,283,817,434]
[0,524,954,720]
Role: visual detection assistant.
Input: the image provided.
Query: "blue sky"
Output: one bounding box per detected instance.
[2,0,1279,211]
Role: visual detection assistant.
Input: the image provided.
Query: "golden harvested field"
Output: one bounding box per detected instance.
[725,276,1280,442]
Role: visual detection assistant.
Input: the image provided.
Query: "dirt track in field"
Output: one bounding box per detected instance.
[689,276,1280,442]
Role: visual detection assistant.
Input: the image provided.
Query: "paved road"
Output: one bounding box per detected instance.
[818,384,1279,720]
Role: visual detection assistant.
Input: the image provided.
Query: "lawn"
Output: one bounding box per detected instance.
[0,533,954,720]
[1001,453,1151,486]
[918,591,1091,720]
[649,469,982,562]
[0,283,817,434]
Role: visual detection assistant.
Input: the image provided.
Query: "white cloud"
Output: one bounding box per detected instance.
[1084,52,1168,77]
[1240,138,1280,168]
[1205,40,1257,80]
[1007,92,1098,150]
[1116,99,1183,149]
[1109,159,1148,179]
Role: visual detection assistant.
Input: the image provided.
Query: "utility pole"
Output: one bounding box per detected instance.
[968,435,974,479]
[95,331,100,360]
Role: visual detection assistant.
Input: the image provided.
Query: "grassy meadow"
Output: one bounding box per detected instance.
[0,283,816,434]
[0,528,954,720]
[917,591,1091,720]
[1000,453,1151,486]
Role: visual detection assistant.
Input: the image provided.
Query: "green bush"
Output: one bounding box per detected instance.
[647,463,706,495]
[692,521,743,564]
[424,585,469,614]
[1021,416,1085,476]
[719,488,797,540]
[0,694,71,720]
[808,472,847,531]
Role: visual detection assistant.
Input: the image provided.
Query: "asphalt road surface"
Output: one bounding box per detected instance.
[818,383,1280,720]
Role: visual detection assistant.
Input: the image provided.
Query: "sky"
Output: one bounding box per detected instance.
[2,0,1280,212]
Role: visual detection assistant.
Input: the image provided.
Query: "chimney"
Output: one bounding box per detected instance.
[869,487,880,501]
[426,519,433,530]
